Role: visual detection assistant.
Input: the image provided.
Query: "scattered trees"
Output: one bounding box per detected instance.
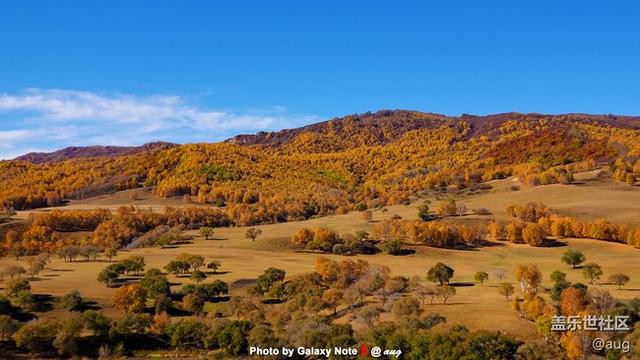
[5,265,26,279]
[164,253,205,275]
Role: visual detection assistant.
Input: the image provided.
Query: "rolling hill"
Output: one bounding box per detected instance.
[1,110,639,221]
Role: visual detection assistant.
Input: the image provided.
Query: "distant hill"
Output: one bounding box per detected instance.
[2,110,640,213]
[226,110,640,150]
[14,141,177,164]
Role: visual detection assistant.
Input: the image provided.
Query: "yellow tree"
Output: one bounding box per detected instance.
[112,284,147,313]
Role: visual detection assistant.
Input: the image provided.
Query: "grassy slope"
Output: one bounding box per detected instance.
[2,170,640,339]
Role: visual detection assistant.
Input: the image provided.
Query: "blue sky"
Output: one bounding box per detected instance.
[0,1,639,159]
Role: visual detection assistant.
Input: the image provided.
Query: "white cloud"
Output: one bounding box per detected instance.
[0,88,319,159]
[0,129,39,143]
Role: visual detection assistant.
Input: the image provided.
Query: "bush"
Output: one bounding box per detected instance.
[384,238,405,255]
[0,314,21,341]
[167,319,208,348]
[218,320,253,355]
[5,279,30,297]
[14,320,60,353]
[182,294,205,314]
[59,290,83,311]
[83,310,112,336]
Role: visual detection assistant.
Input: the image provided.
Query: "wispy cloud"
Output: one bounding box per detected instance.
[0,88,318,159]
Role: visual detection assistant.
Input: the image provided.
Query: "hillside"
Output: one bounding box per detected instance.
[2,110,640,220]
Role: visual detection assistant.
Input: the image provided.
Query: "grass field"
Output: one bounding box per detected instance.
[2,170,640,340]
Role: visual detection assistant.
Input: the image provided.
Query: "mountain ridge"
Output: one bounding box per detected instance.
[14,141,177,164]
[11,110,640,162]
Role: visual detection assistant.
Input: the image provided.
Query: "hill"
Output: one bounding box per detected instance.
[1,110,640,219]
[14,141,177,164]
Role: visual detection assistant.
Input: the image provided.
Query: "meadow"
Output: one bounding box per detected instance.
[3,169,639,343]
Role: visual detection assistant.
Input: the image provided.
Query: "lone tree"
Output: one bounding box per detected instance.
[255,268,286,295]
[582,263,603,284]
[498,283,515,301]
[361,210,373,223]
[561,249,586,269]
[245,228,263,242]
[97,269,119,287]
[199,227,214,240]
[608,273,630,289]
[550,271,567,284]
[427,262,454,286]
[437,285,456,304]
[190,270,207,283]
[207,261,221,274]
[474,271,489,286]
[417,200,432,221]
[104,247,117,262]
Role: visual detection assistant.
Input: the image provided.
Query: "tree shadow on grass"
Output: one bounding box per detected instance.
[449,282,475,287]
[230,278,257,288]
[32,294,54,312]
[476,240,506,247]
[209,295,230,303]
[541,240,567,247]
[261,298,285,305]
[166,306,191,317]
[390,249,416,256]
[206,271,231,275]
[78,300,101,311]
[9,308,36,322]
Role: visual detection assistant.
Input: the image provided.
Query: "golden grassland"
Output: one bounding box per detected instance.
[2,171,640,339]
